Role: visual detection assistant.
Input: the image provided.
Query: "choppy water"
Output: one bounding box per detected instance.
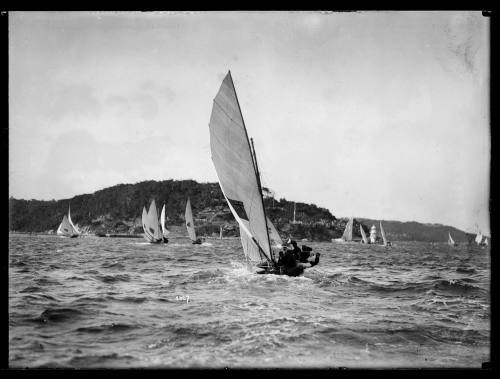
[9,234,490,368]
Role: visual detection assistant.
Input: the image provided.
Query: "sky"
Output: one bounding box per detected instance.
[9,11,490,235]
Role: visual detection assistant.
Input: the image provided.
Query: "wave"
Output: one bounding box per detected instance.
[433,279,484,295]
[33,307,87,324]
[75,322,138,334]
[456,267,477,274]
[20,286,42,293]
[96,274,131,283]
[101,261,126,269]
[34,277,61,286]
[65,353,135,368]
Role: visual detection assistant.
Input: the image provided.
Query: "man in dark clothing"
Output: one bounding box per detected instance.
[287,238,302,260]
[299,245,312,263]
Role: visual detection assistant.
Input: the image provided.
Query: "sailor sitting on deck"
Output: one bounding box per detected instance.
[287,238,302,260]
[286,239,316,264]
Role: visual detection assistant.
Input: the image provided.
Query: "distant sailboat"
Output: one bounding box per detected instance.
[333,217,353,243]
[448,232,458,247]
[474,229,489,247]
[380,221,390,246]
[57,205,79,238]
[360,224,368,244]
[142,199,163,243]
[475,230,483,245]
[219,225,223,240]
[185,198,201,244]
[160,202,170,242]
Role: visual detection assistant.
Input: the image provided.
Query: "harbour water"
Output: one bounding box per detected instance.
[9,233,490,368]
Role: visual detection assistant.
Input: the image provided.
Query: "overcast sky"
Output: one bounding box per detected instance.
[9,11,490,235]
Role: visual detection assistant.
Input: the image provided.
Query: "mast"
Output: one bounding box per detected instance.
[251,137,275,264]
[226,70,273,263]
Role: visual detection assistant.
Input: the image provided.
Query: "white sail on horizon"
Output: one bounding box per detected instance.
[360,225,368,244]
[67,205,79,234]
[160,203,170,237]
[475,230,483,245]
[448,232,456,246]
[185,197,197,242]
[342,217,354,242]
[57,206,79,237]
[208,71,273,264]
[142,200,163,243]
[380,221,388,246]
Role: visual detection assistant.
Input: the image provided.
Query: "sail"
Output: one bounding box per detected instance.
[185,198,197,241]
[360,225,368,244]
[160,203,170,237]
[380,221,387,246]
[448,232,456,246]
[342,217,353,241]
[209,71,272,262]
[141,206,148,235]
[143,200,163,243]
[67,206,80,235]
[475,231,483,245]
[57,214,77,237]
[240,225,263,262]
[267,218,283,248]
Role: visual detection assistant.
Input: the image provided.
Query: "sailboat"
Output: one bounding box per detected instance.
[209,71,302,274]
[185,197,201,244]
[142,199,163,243]
[57,205,79,238]
[475,230,483,245]
[380,221,391,246]
[160,202,170,243]
[333,217,354,243]
[360,224,368,244]
[448,232,458,247]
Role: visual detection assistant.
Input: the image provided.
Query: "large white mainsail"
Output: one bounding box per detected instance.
[143,200,163,243]
[57,206,79,237]
[160,203,170,237]
[380,221,388,246]
[185,198,197,242]
[209,71,273,264]
[360,225,368,244]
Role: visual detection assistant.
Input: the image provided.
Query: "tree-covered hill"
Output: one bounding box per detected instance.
[9,179,471,242]
[9,179,345,240]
